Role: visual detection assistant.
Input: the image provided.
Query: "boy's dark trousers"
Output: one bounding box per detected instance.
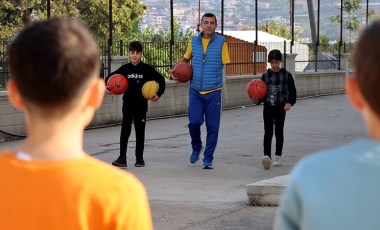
[119,102,147,162]
[263,103,286,158]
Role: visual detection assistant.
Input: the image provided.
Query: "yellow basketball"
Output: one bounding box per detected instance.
[142,81,159,100]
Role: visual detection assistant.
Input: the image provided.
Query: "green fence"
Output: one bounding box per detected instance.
[98,41,188,79]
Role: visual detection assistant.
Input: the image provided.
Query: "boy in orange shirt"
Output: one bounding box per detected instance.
[0,18,152,229]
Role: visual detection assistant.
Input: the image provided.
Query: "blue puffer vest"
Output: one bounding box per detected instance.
[190,32,226,91]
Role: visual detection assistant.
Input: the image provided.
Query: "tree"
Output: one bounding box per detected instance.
[330,0,362,42]
[320,34,330,45]
[261,20,301,41]
[77,0,146,40]
[0,0,146,40]
[319,33,331,52]
[138,19,195,79]
[139,19,194,42]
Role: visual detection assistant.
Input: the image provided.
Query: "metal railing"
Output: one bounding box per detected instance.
[0,40,10,90]
[0,40,355,90]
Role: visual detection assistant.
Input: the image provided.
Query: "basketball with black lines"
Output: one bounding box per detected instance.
[107,74,128,95]
[247,79,267,101]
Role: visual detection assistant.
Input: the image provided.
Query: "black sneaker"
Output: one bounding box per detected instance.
[202,165,214,169]
[135,159,145,167]
[202,162,214,169]
[112,157,127,167]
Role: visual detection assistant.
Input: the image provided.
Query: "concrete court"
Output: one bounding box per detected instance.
[0,94,366,230]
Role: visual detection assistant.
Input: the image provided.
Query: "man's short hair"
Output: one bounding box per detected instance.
[268,49,282,62]
[8,18,99,108]
[201,13,217,24]
[129,41,143,52]
[352,20,380,117]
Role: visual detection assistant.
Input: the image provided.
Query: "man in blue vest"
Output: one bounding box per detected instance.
[171,13,230,169]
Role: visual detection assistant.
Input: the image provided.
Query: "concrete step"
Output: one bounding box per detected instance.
[246,174,289,206]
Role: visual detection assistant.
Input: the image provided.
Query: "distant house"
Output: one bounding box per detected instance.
[223,34,267,75]
[222,30,309,71]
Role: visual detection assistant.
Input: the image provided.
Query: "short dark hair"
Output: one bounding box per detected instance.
[352,20,380,117]
[201,13,217,24]
[129,41,143,52]
[8,18,99,109]
[268,49,282,62]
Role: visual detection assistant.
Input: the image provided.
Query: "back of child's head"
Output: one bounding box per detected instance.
[129,41,143,52]
[8,18,99,109]
[352,20,380,117]
[268,49,282,62]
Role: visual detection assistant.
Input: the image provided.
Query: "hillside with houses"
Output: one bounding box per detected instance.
[141,0,380,42]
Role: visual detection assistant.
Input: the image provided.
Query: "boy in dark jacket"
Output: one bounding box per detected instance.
[106,41,165,168]
[253,49,297,169]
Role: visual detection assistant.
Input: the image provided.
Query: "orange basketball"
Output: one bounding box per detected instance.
[107,74,128,95]
[173,62,192,82]
[247,79,267,100]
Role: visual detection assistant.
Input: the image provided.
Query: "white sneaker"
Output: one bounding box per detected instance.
[262,156,272,170]
[273,155,282,166]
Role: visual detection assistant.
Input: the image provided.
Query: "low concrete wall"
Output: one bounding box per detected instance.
[296,71,346,97]
[0,71,346,136]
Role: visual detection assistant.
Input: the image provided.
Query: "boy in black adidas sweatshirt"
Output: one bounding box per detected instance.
[105,41,165,168]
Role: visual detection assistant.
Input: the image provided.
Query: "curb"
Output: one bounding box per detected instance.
[246,174,289,206]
